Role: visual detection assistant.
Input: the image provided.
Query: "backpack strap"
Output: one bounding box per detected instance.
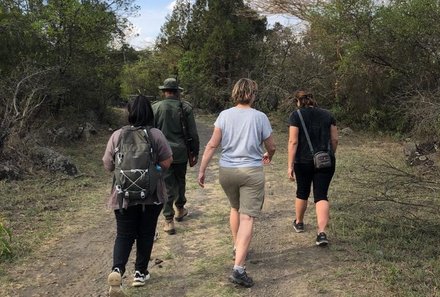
[142,126,158,164]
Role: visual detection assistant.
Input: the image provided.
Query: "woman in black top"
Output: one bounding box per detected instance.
[287,90,338,246]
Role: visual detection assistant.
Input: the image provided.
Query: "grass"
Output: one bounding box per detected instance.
[261,114,440,296]
[326,133,440,296]
[0,127,111,269]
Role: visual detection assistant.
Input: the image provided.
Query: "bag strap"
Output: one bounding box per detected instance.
[179,101,192,154]
[142,126,157,163]
[297,109,315,155]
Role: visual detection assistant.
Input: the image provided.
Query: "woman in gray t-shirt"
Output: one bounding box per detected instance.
[198,78,276,288]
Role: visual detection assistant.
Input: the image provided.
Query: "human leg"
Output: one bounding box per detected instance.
[162,164,177,220]
[312,165,335,245]
[315,200,329,233]
[229,167,263,287]
[174,163,188,221]
[295,198,308,224]
[174,163,187,209]
[134,204,163,274]
[234,214,254,267]
[113,207,137,275]
[229,208,239,248]
[228,213,255,288]
[162,164,177,234]
[132,204,163,286]
[219,167,240,249]
[293,163,313,229]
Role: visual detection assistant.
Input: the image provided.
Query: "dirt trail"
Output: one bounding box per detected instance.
[1,118,356,297]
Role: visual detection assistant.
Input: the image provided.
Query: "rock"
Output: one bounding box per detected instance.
[340,127,353,136]
[403,142,417,157]
[0,162,22,180]
[31,146,78,176]
[417,142,437,154]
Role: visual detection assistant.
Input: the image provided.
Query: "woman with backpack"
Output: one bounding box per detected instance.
[102,95,173,296]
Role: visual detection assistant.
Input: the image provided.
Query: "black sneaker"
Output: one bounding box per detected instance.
[316,232,329,246]
[229,269,254,288]
[293,220,305,233]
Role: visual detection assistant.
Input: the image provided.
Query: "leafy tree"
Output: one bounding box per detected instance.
[180,0,267,110]
[0,0,138,157]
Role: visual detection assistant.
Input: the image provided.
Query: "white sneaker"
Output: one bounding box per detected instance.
[132,270,150,287]
[108,268,127,297]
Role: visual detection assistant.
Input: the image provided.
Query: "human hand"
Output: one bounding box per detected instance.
[198,171,205,188]
[263,152,272,165]
[288,167,295,181]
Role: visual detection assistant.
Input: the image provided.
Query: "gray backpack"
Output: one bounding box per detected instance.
[113,126,160,209]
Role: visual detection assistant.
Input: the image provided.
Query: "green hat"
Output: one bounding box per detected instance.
[158,78,183,91]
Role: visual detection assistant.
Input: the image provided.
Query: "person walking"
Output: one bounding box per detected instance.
[287,90,338,246]
[103,95,173,296]
[153,78,200,235]
[198,78,276,288]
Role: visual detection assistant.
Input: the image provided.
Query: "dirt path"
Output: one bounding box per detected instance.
[1,117,359,297]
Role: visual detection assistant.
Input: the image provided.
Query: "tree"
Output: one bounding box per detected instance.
[0,0,139,158]
[180,0,267,110]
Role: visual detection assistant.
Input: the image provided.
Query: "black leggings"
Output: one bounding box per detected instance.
[113,203,163,275]
[294,162,335,202]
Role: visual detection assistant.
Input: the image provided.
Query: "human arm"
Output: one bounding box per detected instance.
[198,127,222,188]
[262,134,276,164]
[330,124,338,153]
[151,128,173,171]
[102,131,120,172]
[159,156,173,170]
[287,126,299,180]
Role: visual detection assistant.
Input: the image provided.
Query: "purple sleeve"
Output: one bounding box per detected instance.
[150,128,172,162]
[102,130,121,172]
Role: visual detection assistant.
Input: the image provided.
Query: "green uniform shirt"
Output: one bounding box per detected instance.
[152,95,200,164]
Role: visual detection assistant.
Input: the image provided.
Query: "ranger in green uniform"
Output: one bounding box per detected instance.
[152,78,200,235]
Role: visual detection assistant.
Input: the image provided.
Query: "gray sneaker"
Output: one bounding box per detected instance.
[229,269,254,288]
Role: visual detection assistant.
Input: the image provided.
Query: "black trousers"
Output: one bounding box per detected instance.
[112,203,163,275]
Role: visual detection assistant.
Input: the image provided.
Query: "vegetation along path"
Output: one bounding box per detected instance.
[0,114,437,296]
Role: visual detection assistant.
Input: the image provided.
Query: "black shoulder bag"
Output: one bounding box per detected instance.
[297,110,332,169]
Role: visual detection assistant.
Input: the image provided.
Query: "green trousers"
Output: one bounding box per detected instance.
[162,162,187,220]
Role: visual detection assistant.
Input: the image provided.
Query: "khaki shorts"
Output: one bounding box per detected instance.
[219,166,265,217]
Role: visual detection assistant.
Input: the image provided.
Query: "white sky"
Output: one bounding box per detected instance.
[128,0,297,49]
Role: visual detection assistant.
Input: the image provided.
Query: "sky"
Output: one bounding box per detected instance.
[127,0,298,50]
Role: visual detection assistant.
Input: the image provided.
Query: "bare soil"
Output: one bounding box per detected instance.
[0,116,376,297]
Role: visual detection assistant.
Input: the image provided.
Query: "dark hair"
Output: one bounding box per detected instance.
[294,90,317,108]
[127,95,154,127]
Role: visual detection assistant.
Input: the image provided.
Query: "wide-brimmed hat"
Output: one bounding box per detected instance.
[158,78,183,91]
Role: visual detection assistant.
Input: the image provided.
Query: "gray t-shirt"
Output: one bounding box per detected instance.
[214,107,272,168]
